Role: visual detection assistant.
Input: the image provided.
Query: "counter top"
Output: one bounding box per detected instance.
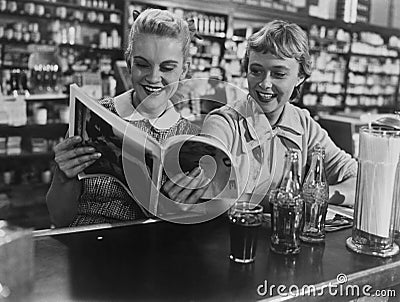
[29,218,400,301]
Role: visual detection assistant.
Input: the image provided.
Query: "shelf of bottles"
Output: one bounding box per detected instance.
[390,36,400,107]
[0,0,122,50]
[0,122,66,195]
[301,24,400,113]
[302,24,351,110]
[231,0,308,14]
[0,0,123,98]
[219,26,248,91]
[223,28,247,75]
[346,31,399,110]
[0,94,68,190]
[181,8,227,79]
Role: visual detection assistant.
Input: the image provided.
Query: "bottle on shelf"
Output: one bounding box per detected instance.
[67,23,75,45]
[198,14,204,34]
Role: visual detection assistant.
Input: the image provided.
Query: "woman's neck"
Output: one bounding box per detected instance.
[265,105,286,127]
[131,91,167,119]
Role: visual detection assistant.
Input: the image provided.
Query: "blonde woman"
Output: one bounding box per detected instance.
[47,9,201,226]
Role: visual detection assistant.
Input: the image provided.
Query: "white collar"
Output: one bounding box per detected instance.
[113,89,181,130]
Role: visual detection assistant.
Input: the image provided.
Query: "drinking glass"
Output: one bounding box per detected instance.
[228,202,263,263]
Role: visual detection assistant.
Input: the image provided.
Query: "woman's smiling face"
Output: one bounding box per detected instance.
[247,51,304,125]
[129,34,188,117]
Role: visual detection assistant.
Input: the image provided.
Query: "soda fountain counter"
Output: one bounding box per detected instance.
[20,216,400,301]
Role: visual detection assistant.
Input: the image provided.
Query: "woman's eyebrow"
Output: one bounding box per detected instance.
[161,60,179,64]
[249,63,263,67]
[272,65,290,71]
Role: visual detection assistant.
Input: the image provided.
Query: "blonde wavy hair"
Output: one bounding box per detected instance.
[125,8,193,71]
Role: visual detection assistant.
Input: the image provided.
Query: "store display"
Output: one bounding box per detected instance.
[300,23,400,114]
[0,0,123,101]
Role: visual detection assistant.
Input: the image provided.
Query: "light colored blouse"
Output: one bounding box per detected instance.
[201,96,357,206]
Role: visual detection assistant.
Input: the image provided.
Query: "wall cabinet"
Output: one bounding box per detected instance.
[0,0,124,97]
[0,93,68,228]
[299,22,400,115]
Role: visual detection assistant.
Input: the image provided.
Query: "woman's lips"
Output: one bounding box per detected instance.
[142,85,163,95]
[256,91,276,102]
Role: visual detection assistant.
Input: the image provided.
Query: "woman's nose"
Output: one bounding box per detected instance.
[146,67,162,83]
[259,73,272,89]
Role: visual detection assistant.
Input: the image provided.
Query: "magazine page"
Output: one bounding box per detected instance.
[152,134,239,219]
[69,84,162,197]
[162,134,239,199]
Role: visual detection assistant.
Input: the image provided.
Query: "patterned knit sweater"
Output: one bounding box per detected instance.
[70,97,199,226]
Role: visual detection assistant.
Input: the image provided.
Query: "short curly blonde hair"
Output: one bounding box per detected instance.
[243,20,312,79]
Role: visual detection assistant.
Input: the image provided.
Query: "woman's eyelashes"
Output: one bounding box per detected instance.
[249,68,287,79]
[160,64,176,72]
[133,60,149,68]
[272,71,286,79]
[249,67,263,76]
[133,61,176,73]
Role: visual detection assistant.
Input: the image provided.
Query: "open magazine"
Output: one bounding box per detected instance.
[69,84,239,217]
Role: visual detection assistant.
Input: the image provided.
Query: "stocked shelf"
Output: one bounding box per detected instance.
[58,43,121,53]
[300,22,400,113]
[200,33,226,39]
[0,0,123,98]
[2,200,51,229]
[309,36,349,45]
[307,80,345,84]
[192,54,215,59]
[349,52,398,59]
[0,151,54,160]
[0,39,122,53]
[346,92,395,97]
[25,93,68,101]
[0,11,121,28]
[349,70,400,76]
[1,64,29,69]
[310,49,348,55]
[345,105,395,110]
[18,0,122,14]
[0,123,68,136]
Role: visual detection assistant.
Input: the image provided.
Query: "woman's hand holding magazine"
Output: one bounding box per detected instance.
[162,166,211,207]
[54,136,102,179]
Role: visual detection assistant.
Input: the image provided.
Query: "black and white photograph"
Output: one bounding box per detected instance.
[1,0,400,301]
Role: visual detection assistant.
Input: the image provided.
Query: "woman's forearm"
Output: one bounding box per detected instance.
[46,168,82,227]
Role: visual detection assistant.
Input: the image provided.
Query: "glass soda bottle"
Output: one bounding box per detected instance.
[300,144,329,243]
[270,149,304,255]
